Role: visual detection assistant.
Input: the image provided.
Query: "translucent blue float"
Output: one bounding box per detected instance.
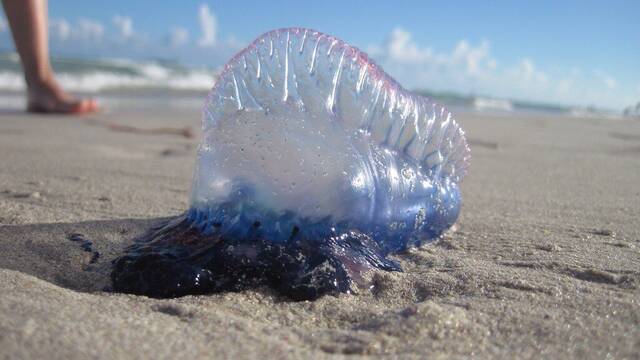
[111,28,470,300]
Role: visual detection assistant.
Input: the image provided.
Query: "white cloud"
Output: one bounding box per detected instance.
[385,28,432,63]
[593,70,618,90]
[112,15,134,38]
[49,18,104,42]
[510,58,548,84]
[50,18,71,41]
[603,76,617,89]
[373,27,499,91]
[517,58,534,81]
[0,17,7,32]
[365,27,637,109]
[77,18,104,41]
[197,4,217,47]
[381,28,497,81]
[556,78,572,95]
[452,39,492,76]
[168,27,189,47]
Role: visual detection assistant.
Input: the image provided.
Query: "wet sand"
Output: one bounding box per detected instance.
[0,108,638,359]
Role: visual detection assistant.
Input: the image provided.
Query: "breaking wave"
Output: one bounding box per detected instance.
[0,53,218,93]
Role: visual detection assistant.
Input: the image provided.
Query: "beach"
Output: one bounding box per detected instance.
[0,107,638,359]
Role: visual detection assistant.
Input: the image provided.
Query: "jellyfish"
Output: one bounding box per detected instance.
[111,28,470,300]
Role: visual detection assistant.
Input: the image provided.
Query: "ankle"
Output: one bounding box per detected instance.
[25,70,56,92]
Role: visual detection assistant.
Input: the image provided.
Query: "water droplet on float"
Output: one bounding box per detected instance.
[401,167,414,179]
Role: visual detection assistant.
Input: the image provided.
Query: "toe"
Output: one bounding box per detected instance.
[73,99,100,114]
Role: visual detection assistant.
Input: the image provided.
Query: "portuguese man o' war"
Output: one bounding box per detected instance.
[111,28,470,300]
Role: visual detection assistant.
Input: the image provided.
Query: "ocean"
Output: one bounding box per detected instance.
[0,52,615,118]
[0,52,215,111]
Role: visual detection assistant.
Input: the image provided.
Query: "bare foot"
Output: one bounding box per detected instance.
[27,77,99,114]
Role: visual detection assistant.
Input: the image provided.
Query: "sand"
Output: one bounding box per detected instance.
[0,108,638,359]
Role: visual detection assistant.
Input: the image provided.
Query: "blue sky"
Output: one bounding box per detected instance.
[0,0,638,110]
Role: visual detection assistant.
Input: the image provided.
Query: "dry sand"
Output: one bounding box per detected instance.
[0,108,638,359]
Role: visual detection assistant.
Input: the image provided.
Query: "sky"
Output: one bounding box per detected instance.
[0,0,638,110]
